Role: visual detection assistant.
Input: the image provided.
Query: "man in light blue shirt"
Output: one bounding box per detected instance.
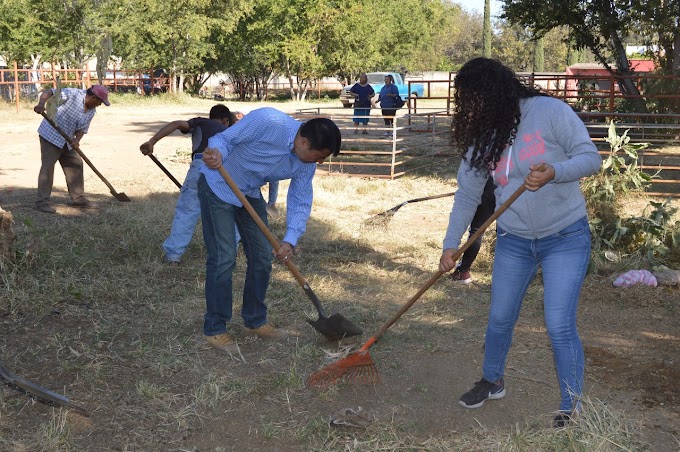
[197,107,341,353]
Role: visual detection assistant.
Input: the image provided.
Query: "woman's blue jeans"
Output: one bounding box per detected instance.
[198,174,272,336]
[483,216,590,412]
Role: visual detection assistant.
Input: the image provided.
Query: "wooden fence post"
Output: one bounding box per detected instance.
[13,61,19,113]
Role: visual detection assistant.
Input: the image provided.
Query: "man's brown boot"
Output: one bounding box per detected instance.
[205,332,239,353]
[244,323,288,341]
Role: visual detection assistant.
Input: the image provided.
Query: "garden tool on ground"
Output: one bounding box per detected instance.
[0,359,89,416]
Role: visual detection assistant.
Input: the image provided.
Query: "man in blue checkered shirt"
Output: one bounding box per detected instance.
[33,85,110,213]
[197,107,341,353]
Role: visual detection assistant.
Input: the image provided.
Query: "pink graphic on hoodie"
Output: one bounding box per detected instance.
[518,131,545,162]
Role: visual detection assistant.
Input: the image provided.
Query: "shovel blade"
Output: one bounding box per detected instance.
[113,192,131,202]
[308,313,363,340]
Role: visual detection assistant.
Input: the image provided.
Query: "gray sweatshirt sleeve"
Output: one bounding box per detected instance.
[550,102,602,183]
[443,155,490,250]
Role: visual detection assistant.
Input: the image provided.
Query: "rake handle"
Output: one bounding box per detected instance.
[214,164,328,318]
[370,182,529,343]
[402,191,456,204]
[379,191,456,216]
[40,112,122,197]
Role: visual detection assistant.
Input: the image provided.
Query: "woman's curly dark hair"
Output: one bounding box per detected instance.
[451,58,546,172]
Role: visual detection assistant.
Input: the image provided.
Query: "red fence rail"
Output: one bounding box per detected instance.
[0,65,170,111]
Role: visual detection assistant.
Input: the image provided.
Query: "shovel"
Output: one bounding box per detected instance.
[40,112,131,202]
[148,154,183,189]
[212,161,362,340]
[0,359,89,416]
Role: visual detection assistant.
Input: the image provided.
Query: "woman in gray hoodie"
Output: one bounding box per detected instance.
[439,58,602,427]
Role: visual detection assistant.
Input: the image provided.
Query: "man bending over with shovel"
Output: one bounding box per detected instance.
[139,104,234,263]
[199,108,341,352]
[33,85,110,213]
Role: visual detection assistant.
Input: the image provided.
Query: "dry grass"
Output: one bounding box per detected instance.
[1,98,678,451]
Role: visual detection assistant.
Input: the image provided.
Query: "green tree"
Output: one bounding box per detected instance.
[204,2,274,100]
[374,0,461,72]
[110,0,243,93]
[443,9,484,69]
[533,36,544,71]
[319,1,383,84]
[633,0,680,73]
[0,0,105,72]
[493,22,534,71]
[502,0,641,96]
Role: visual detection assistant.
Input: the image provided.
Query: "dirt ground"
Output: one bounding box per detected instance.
[1,99,679,451]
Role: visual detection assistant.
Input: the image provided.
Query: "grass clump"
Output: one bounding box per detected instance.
[33,410,73,452]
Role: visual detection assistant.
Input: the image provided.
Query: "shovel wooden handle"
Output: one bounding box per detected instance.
[148,154,183,189]
[214,165,329,317]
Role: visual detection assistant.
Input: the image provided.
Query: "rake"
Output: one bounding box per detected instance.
[363,192,455,229]
[307,183,528,388]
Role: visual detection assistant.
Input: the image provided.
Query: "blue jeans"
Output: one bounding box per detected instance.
[163,160,202,261]
[198,174,272,336]
[483,216,590,412]
[163,160,240,261]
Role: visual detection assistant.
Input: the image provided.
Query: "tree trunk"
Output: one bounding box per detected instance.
[31,55,41,91]
[483,0,491,58]
[610,30,640,97]
[673,29,680,74]
[300,80,308,101]
[284,59,298,100]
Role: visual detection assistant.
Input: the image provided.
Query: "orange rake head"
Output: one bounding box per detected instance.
[306,349,381,389]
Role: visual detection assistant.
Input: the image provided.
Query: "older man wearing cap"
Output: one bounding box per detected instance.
[33,84,110,213]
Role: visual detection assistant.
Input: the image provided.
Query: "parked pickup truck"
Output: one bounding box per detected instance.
[340,72,424,108]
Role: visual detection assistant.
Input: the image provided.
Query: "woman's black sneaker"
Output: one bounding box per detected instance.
[553,412,572,428]
[459,378,506,408]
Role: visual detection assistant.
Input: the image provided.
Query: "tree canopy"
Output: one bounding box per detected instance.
[2,0,673,98]
[502,0,680,95]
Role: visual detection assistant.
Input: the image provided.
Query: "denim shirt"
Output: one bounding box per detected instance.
[200,107,316,246]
